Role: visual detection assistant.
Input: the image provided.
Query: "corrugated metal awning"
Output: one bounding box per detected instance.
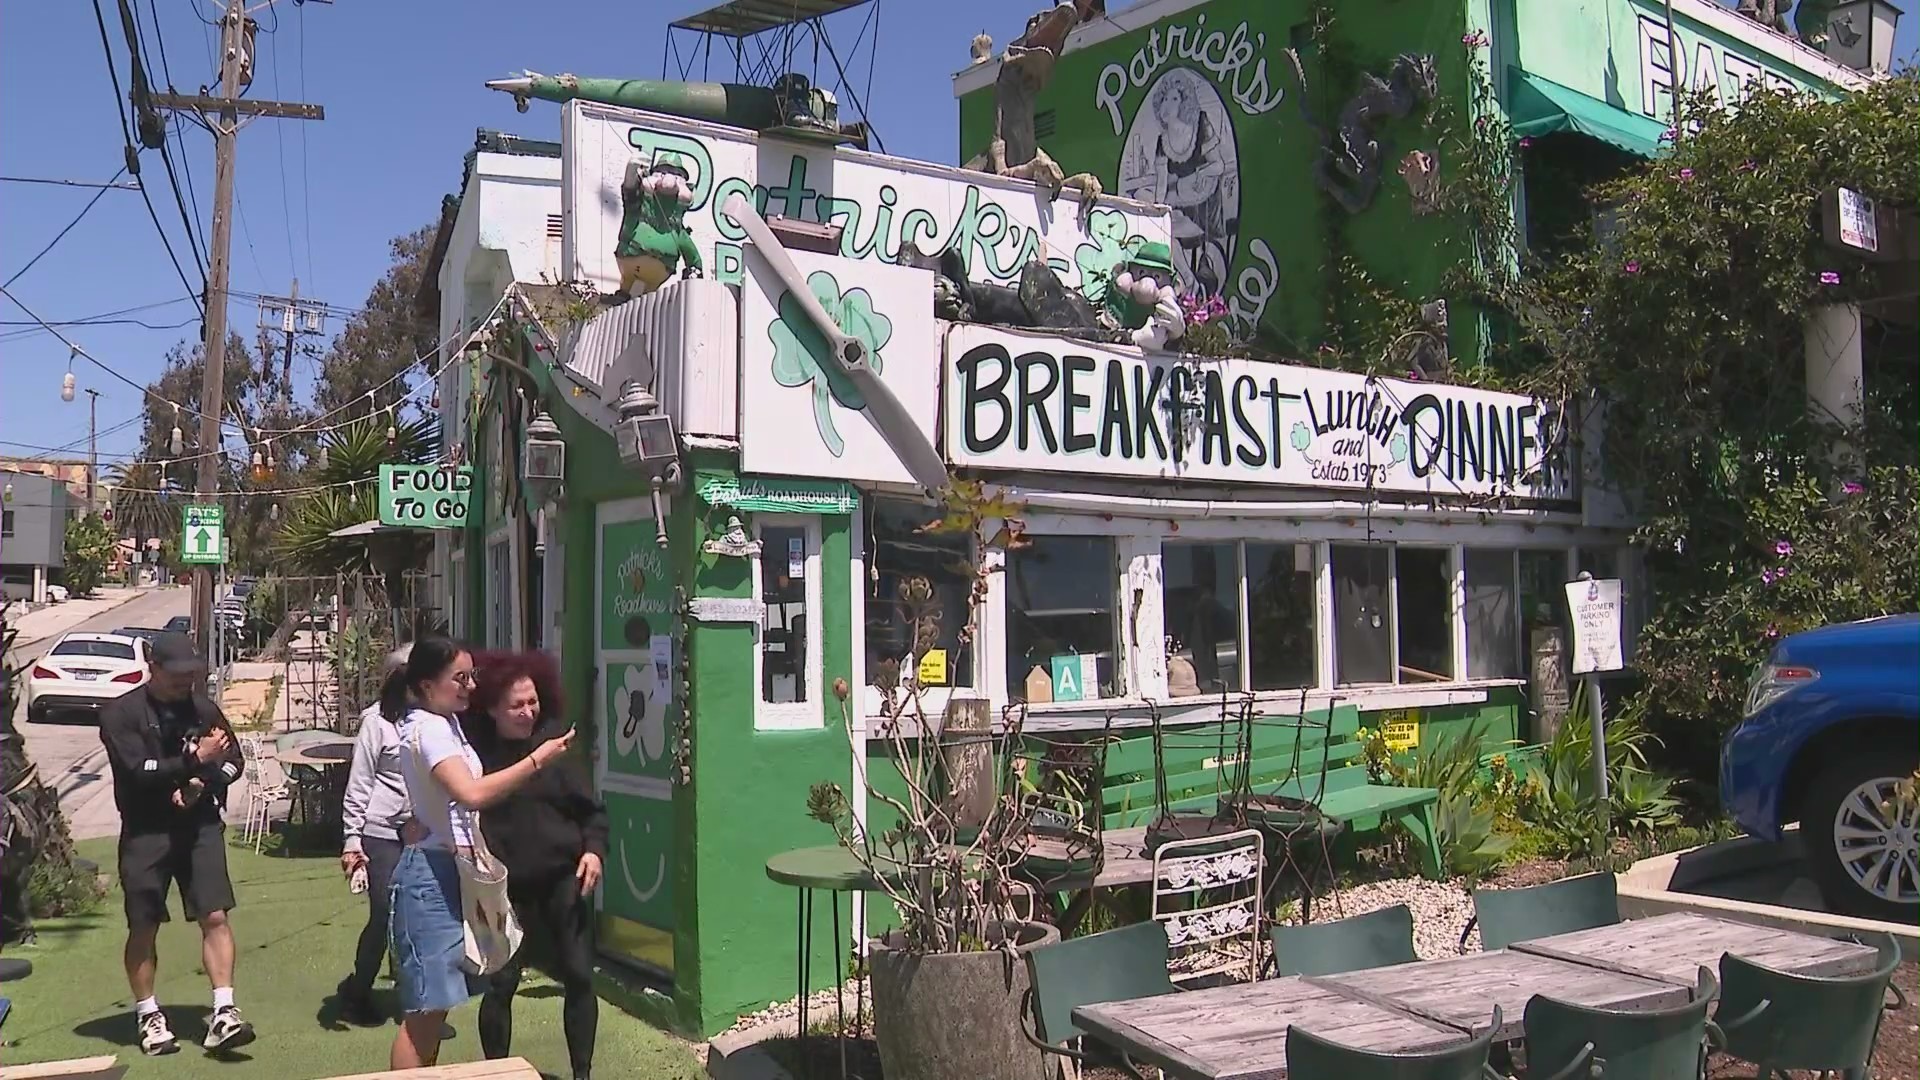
[669,0,871,37]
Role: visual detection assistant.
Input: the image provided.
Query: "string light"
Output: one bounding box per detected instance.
[169,404,184,457]
[61,374,76,403]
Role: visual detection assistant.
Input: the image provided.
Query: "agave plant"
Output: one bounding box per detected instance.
[1393,722,1515,877]
[273,415,437,575]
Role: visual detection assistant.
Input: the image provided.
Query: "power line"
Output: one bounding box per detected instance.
[1,165,130,290]
[0,175,142,190]
[269,21,299,281]
[296,0,315,289]
[91,0,208,318]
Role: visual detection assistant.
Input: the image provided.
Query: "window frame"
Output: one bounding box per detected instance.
[1003,532,1128,707]
[861,497,980,715]
[753,513,825,731]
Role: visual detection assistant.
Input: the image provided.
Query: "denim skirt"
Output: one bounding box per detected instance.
[389,845,485,1014]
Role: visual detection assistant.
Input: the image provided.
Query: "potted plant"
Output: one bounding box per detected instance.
[807,482,1061,1080]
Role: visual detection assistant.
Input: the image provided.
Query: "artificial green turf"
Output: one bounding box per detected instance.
[1,838,704,1079]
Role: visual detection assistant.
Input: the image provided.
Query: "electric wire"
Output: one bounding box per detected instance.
[0,166,130,291]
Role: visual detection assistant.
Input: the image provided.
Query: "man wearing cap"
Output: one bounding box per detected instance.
[98,632,251,1056]
[335,644,415,1026]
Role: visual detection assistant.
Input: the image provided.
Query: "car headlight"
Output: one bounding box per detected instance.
[1743,663,1819,718]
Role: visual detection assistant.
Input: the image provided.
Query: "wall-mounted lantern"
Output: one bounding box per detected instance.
[1825,0,1902,74]
[615,379,682,549]
[523,408,566,506]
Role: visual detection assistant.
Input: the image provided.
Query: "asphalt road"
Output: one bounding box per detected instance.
[13,587,191,840]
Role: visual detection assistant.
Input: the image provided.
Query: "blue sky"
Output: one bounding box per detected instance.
[2,0,1914,468]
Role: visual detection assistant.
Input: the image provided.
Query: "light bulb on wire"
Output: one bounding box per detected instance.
[61,371,76,403]
[169,404,183,456]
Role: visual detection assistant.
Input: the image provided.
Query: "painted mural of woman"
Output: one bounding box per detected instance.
[1119,67,1241,298]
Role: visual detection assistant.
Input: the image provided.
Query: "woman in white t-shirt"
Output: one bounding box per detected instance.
[382,638,573,1071]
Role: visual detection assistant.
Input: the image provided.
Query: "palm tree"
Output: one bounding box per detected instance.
[273,414,438,575]
[107,462,177,550]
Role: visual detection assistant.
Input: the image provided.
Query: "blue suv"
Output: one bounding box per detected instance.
[1720,613,1919,922]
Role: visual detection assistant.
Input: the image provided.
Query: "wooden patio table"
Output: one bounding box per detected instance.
[1074,975,1471,1080]
[1507,910,1880,985]
[1310,948,1689,1042]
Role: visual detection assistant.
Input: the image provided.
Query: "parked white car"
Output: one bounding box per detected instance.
[25,632,150,723]
[45,584,69,602]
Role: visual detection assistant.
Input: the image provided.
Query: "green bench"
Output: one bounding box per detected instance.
[1091,706,1444,879]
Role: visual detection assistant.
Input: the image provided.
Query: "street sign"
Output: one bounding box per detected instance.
[378,464,474,529]
[1564,577,1626,675]
[181,504,226,565]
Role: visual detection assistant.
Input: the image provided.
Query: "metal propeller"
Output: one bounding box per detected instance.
[725,193,950,495]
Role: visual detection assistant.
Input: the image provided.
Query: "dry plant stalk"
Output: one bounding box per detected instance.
[807,482,1051,955]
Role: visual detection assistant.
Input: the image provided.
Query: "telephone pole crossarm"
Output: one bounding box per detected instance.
[150,92,324,121]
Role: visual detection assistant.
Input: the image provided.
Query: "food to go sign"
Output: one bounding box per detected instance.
[378,465,474,529]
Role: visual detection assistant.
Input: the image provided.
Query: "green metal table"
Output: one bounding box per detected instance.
[766,845,878,1080]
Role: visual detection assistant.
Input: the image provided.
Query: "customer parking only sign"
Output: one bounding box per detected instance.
[1564,578,1626,675]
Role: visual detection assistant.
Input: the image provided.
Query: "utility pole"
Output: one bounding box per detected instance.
[86,388,99,517]
[152,0,323,655]
[257,278,328,411]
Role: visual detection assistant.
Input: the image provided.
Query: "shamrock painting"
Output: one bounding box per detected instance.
[1073,209,1151,304]
[769,269,893,457]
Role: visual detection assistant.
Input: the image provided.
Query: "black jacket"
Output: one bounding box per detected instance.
[99,686,244,834]
[470,715,608,883]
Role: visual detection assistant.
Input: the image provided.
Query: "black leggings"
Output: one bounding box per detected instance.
[478,870,598,1077]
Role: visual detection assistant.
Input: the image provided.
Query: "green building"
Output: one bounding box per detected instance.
[952,0,1867,357]
[424,0,1878,1039]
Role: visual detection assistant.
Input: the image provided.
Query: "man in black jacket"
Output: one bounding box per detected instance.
[98,633,252,1057]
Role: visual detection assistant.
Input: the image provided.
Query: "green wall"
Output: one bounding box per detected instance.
[957,0,1471,356]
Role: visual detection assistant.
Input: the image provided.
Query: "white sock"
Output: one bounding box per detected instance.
[212,987,234,1010]
[135,996,160,1017]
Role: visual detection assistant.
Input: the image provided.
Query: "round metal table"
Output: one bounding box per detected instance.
[765,846,880,1080]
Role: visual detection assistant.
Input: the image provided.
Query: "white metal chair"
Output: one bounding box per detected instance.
[1150,827,1265,986]
[237,733,289,853]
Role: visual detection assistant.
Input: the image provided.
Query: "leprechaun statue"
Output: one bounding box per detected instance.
[612,152,704,303]
[1101,240,1186,352]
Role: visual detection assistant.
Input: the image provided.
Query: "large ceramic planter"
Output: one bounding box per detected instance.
[868,919,1060,1080]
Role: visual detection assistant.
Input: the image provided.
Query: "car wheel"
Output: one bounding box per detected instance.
[26,702,49,725]
[1803,747,1920,923]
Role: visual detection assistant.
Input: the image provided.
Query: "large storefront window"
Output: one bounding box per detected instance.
[1163,542,1240,696]
[1395,548,1455,683]
[1245,542,1316,691]
[1332,545,1393,686]
[865,499,976,690]
[1007,536,1120,703]
[1464,548,1521,679]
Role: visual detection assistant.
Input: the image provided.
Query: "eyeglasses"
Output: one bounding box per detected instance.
[450,671,476,687]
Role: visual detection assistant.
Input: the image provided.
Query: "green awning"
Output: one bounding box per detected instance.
[1508,68,1668,158]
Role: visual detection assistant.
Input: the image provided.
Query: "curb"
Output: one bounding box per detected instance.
[1618,829,1920,953]
[706,1018,800,1080]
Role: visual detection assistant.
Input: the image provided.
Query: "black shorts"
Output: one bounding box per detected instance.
[118,822,236,929]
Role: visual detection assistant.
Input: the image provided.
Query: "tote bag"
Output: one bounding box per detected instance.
[455,810,523,976]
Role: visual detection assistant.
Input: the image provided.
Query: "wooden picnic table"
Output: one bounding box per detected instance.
[1309,948,1689,1042]
[1509,910,1880,985]
[1075,975,1471,1080]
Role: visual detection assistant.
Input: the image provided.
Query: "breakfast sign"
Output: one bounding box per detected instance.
[941,324,1577,503]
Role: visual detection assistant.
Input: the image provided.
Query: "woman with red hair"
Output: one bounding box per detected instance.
[463,650,604,1080]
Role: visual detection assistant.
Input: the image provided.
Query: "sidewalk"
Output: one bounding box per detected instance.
[6,586,145,647]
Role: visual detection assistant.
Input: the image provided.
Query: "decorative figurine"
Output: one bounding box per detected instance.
[964,1,1106,207]
[612,152,704,304]
[1287,51,1440,214]
[1102,241,1186,352]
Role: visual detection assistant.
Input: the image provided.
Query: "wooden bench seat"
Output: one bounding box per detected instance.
[317,1058,542,1080]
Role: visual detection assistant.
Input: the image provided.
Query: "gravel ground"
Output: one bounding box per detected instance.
[725,976,873,1039]
[1279,875,1483,956]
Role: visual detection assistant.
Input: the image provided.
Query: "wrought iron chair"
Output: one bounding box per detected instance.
[1020,920,1177,1080]
[1714,932,1906,1080]
[1006,710,1116,898]
[1523,966,1722,1080]
[1150,827,1265,985]
[1223,689,1346,926]
[1462,870,1620,951]
[1144,698,1253,850]
[1270,902,1419,978]
[1287,1006,1504,1080]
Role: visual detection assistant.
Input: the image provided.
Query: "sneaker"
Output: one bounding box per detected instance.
[138,1009,179,1056]
[202,1005,255,1051]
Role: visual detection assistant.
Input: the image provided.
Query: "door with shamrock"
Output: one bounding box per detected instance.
[595,497,678,947]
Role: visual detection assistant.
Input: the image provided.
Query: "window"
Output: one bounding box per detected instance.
[50,639,137,660]
[486,535,513,648]
[1245,543,1316,691]
[1163,543,1239,696]
[1578,546,1619,581]
[760,523,811,705]
[1331,545,1393,686]
[1518,549,1569,639]
[865,499,974,690]
[1395,548,1455,683]
[1464,548,1521,679]
[1,510,11,537]
[1006,536,1120,703]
